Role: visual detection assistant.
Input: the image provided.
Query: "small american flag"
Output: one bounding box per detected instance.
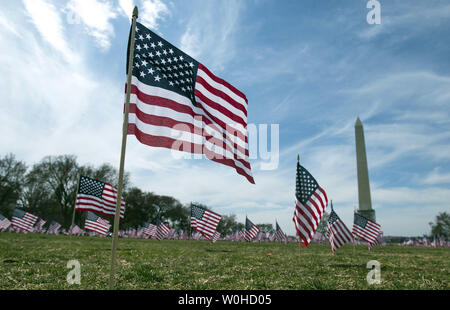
[293,159,328,246]
[211,231,221,243]
[71,224,84,235]
[191,204,222,240]
[142,222,157,237]
[11,209,38,232]
[275,221,287,243]
[326,208,353,252]
[75,176,126,219]
[0,214,11,231]
[84,211,111,236]
[155,220,170,240]
[34,218,46,232]
[47,221,62,235]
[127,22,254,184]
[352,213,381,249]
[244,217,260,242]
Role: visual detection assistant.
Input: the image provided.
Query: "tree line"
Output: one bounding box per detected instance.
[0,153,282,236]
[4,153,447,238]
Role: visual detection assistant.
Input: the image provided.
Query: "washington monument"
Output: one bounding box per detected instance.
[355,117,376,221]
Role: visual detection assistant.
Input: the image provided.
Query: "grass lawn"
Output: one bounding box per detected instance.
[0,232,448,290]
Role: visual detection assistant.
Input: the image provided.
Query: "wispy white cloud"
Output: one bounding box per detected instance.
[422,168,450,185]
[180,0,244,71]
[22,0,77,62]
[118,0,170,30]
[65,0,118,50]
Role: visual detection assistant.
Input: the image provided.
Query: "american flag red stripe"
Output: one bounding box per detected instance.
[127,23,254,184]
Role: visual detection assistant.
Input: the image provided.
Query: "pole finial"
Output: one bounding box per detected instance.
[133,6,138,18]
[297,154,300,163]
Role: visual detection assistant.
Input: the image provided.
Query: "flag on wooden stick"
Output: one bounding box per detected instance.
[191,204,222,240]
[244,217,260,242]
[326,203,353,252]
[292,156,328,246]
[352,213,381,249]
[75,176,126,219]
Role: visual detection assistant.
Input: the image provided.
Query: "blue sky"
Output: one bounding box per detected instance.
[1,0,449,236]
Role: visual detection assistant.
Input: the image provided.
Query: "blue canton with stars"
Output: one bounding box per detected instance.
[328,210,340,225]
[191,204,205,220]
[295,162,319,205]
[128,22,199,105]
[353,213,369,228]
[78,176,106,198]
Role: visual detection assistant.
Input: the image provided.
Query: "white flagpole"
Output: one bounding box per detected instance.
[108,6,138,290]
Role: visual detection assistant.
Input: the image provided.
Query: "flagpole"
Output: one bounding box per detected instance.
[70,173,81,236]
[108,6,138,290]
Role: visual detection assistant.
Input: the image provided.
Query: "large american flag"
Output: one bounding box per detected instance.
[126,22,254,184]
[75,176,125,219]
[11,209,38,232]
[244,217,260,242]
[155,220,170,240]
[191,204,222,240]
[352,213,381,248]
[0,214,11,231]
[326,209,353,252]
[275,221,287,243]
[293,160,328,246]
[84,211,111,236]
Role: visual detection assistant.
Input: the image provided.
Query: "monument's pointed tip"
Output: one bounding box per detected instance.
[355,117,363,126]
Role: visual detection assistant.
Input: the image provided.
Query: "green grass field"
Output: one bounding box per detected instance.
[0,232,448,290]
